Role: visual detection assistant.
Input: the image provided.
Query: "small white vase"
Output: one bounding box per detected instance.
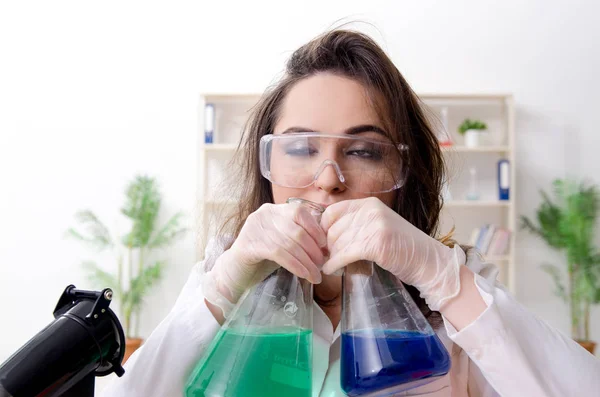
[464,129,483,148]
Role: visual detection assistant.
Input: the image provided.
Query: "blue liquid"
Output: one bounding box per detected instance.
[341,330,450,396]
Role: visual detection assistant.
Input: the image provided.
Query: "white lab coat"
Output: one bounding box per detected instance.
[101,237,600,396]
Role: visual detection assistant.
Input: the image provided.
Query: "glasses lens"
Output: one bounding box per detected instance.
[261,134,405,193]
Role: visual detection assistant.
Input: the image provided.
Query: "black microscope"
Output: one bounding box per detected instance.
[0,285,126,397]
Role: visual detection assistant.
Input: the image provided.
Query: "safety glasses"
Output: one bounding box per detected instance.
[259,133,407,194]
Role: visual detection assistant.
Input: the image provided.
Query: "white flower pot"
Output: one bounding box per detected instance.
[464,129,484,148]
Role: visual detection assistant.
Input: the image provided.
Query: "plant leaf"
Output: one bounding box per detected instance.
[520,215,543,236]
[148,212,188,249]
[66,210,113,251]
[121,175,161,248]
[540,263,567,301]
[525,178,600,310]
[82,261,120,293]
[124,261,164,313]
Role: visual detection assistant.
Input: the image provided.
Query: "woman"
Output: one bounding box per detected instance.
[102,30,599,396]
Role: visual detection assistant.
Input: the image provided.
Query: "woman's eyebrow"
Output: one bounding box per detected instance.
[344,124,387,136]
[280,125,386,135]
[281,126,316,134]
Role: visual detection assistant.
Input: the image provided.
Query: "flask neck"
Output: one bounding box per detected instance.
[286,197,325,219]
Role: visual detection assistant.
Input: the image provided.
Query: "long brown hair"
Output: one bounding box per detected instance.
[217,29,447,324]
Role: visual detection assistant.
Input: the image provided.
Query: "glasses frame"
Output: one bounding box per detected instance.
[259,132,409,193]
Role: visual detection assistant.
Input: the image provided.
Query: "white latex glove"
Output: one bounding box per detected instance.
[320,197,465,311]
[203,202,327,317]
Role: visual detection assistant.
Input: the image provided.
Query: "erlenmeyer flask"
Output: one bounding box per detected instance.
[185,198,324,397]
[340,261,451,396]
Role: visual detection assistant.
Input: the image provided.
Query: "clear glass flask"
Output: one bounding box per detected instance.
[185,198,324,397]
[341,261,451,396]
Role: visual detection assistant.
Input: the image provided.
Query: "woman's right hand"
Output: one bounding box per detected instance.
[205,202,327,310]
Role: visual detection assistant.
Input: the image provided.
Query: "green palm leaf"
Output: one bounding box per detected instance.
[124,261,164,313]
[66,210,113,251]
[148,212,187,249]
[68,174,188,338]
[121,175,161,247]
[522,178,600,339]
[540,264,567,301]
[82,261,120,293]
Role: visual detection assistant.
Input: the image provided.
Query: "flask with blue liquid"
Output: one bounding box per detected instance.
[341,261,451,396]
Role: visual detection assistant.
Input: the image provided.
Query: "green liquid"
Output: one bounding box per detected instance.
[185,327,312,397]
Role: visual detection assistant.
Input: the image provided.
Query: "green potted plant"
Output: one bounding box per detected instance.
[458,118,487,148]
[67,175,187,362]
[521,179,600,354]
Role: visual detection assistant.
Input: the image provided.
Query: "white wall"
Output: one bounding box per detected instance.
[1,0,599,368]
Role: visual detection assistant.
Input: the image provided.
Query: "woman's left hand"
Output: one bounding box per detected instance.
[320,197,465,310]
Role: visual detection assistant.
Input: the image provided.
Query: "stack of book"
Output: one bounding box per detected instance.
[468,224,511,256]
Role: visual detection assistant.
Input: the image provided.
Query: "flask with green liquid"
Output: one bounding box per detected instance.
[184,198,324,397]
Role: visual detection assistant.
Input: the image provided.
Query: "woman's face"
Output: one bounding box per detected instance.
[271,72,396,208]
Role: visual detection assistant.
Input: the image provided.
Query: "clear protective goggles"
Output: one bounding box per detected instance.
[259,133,407,193]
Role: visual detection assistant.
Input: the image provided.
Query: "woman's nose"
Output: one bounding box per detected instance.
[314,160,346,193]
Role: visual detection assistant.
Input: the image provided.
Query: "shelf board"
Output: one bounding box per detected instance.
[421,93,511,107]
[441,145,510,153]
[443,200,511,208]
[420,93,512,100]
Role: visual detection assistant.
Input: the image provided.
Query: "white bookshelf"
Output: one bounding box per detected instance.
[197,93,516,292]
[444,200,511,207]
